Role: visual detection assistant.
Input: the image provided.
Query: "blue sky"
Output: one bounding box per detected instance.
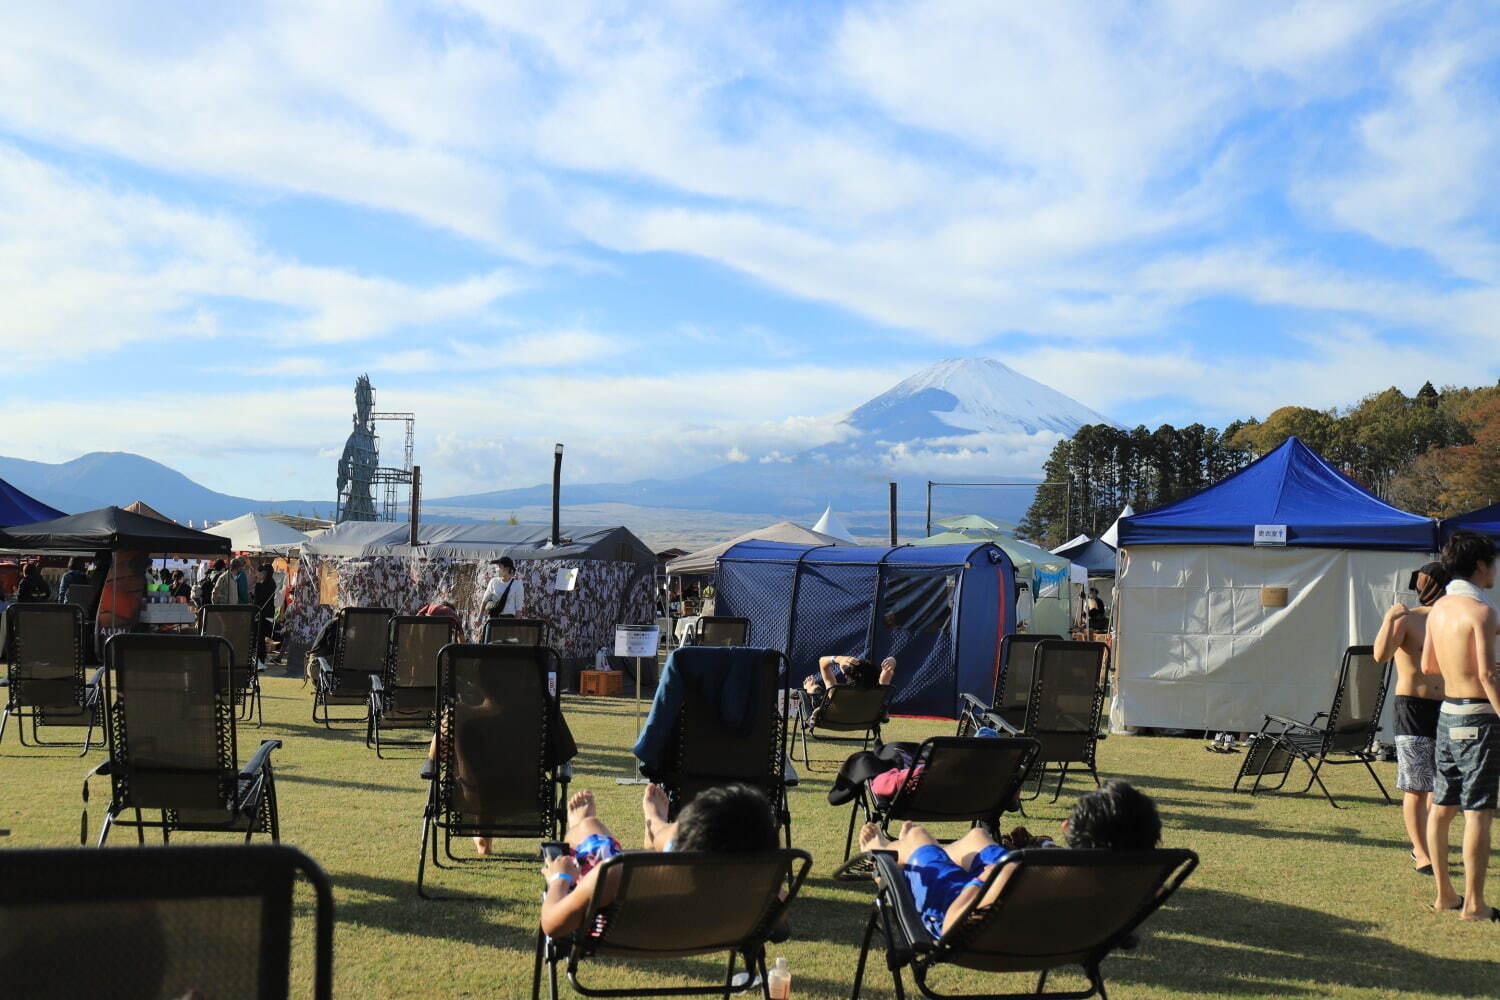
[3,1,1499,501]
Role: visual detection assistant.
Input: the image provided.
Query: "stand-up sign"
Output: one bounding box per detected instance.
[1253,524,1288,547]
[614,624,660,658]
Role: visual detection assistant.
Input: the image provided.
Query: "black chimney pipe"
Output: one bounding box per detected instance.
[551,444,564,546]
[888,482,898,545]
[408,465,421,548]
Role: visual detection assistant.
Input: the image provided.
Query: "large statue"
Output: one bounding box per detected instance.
[336,375,379,522]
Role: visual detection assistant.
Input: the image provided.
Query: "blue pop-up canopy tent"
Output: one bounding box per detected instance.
[0,476,65,528]
[714,541,1015,717]
[1441,503,1500,543]
[1118,436,1437,550]
[1110,436,1435,733]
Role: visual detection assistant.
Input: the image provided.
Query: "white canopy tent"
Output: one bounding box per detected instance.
[1099,504,1135,549]
[205,512,311,553]
[812,505,859,544]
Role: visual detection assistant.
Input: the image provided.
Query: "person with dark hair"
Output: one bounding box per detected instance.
[801,653,897,714]
[252,565,277,664]
[57,557,89,605]
[1373,560,1452,875]
[1424,529,1500,922]
[481,556,524,618]
[210,558,239,605]
[16,562,49,602]
[857,780,1161,938]
[169,569,192,602]
[540,783,778,937]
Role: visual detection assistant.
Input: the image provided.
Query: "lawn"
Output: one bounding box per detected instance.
[4,675,1498,999]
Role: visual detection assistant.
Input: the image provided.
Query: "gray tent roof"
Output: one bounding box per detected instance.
[665,521,850,576]
[301,521,655,565]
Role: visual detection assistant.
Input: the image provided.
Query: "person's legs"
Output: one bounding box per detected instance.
[1459,809,1493,919]
[942,826,1000,870]
[1396,734,1435,870]
[564,789,615,848]
[641,783,677,850]
[1404,791,1432,869]
[1428,804,1462,909]
[859,820,940,865]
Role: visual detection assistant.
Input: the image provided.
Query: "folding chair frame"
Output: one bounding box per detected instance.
[312,607,394,729]
[1232,645,1392,809]
[791,683,891,772]
[367,616,456,758]
[0,603,102,755]
[198,604,264,728]
[988,641,1109,803]
[852,847,1198,1000]
[956,634,1062,738]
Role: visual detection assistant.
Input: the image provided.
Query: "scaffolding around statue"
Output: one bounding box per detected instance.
[336,374,415,524]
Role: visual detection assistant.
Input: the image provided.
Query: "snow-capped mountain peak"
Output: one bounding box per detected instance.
[844,357,1114,439]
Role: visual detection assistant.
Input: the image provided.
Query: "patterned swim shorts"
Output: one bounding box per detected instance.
[1435,709,1500,812]
[1395,735,1435,793]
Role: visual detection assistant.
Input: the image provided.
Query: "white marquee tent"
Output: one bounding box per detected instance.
[205,512,311,553]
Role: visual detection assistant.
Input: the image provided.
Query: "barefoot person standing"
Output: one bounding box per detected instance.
[1423,530,1500,922]
[1373,562,1451,875]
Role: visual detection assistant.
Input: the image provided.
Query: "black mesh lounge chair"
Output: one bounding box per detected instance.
[1233,644,1392,809]
[532,849,812,1000]
[0,603,101,754]
[0,844,334,1000]
[838,736,1041,870]
[483,617,548,646]
[312,606,394,727]
[644,648,797,849]
[198,604,263,727]
[852,847,1198,1000]
[81,633,282,846]
[957,634,1063,737]
[791,682,892,770]
[418,643,571,897]
[987,640,1109,803]
[688,615,750,646]
[368,615,455,757]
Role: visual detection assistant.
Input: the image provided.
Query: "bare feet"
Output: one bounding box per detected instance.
[859,822,893,854]
[879,657,897,685]
[567,789,597,832]
[642,784,670,849]
[473,836,492,856]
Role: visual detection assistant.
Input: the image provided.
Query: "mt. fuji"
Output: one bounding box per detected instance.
[434,358,1114,537]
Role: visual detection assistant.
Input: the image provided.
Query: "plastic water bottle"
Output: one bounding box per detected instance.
[595,646,609,671]
[767,956,791,999]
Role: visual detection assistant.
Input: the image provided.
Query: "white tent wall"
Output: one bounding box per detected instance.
[1114,544,1419,734]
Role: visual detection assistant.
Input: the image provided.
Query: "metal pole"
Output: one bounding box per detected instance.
[635,655,645,735]
[408,465,421,548]
[1065,480,1071,542]
[925,481,932,537]
[888,482,898,545]
[551,444,564,546]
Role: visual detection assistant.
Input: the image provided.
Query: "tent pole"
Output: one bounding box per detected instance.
[551,444,564,547]
[888,482,898,545]
[408,465,421,548]
[925,481,932,537]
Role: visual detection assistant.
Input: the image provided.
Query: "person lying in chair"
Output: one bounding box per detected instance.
[857,779,1160,938]
[801,654,896,713]
[540,783,778,937]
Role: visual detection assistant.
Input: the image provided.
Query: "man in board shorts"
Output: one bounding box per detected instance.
[1423,530,1500,923]
[1373,561,1450,874]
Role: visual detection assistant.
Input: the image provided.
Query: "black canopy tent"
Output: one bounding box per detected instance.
[0,506,231,555]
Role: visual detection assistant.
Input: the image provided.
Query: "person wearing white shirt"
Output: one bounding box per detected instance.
[482,557,525,617]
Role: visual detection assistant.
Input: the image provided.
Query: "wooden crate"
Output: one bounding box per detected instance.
[579,670,623,697]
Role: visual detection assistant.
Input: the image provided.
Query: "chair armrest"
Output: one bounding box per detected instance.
[870,851,933,956]
[1264,713,1318,734]
[983,711,1022,736]
[240,739,283,778]
[560,763,574,781]
[370,674,385,693]
[86,665,106,688]
[783,757,800,788]
[958,692,992,715]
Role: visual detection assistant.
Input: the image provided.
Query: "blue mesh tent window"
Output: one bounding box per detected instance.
[715,541,1015,718]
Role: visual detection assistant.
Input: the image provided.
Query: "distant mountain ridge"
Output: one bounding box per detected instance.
[0,452,330,525]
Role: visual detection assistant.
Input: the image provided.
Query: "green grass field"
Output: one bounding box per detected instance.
[4,676,1498,999]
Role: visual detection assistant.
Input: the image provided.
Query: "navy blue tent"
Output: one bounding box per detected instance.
[1118,437,1437,551]
[1440,503,1500,543]
[0,476,65,528]
[1052,536,1116,575]
[714,541,1016,717]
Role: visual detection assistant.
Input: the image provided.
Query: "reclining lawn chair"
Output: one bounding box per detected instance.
[0,603,101,754]
[368,615,456,757]
[417,643,572,897]
[852,846,1198,1000]
[636,647,797,848]
[0,844,334,1000]
[482,617,547,646]
[1232,644,1392,809]
[791,681,892,770]
[686,615,750,646]
[532,849,812,1000]
[312,606,394,728]
[836,736,1040,872]
[957,634,1062,737]
[199,604,263,727]
[81,633,283,846]
[987,640,1109,803]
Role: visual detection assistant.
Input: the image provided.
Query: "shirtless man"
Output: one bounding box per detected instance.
[1422,530,1500,922]
[1372,562,1450,874]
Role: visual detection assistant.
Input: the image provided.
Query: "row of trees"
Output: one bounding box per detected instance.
[1019,381,1500,547]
